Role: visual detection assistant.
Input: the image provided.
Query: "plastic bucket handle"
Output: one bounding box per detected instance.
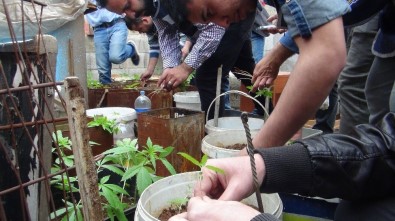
[206,90,269,123]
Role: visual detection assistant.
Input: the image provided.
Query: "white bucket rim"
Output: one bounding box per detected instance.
[86,107,137,122]
[205,117,264,134]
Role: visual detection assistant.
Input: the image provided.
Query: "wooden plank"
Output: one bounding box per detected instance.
[64,77,103,220]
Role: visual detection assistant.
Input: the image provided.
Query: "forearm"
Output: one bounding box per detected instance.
[264,41,294,68]
[253,18,346,148]
[257,113,395,200]
[146,57,159,73]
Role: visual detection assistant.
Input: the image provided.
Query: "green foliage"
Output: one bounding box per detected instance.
[178,71,196,91]
[124,81,140,89]
[132,74,140,81]
[246,85,273,98]
[169,196,189,213]
[103,138,176,196]
[177,152,224,174]
[50,200,83,221]
[87,115,120,134]
[50,135,177,221]
[52,130,74,168]
[87,71,103,89]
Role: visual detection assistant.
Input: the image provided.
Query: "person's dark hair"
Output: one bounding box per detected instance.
[96,0,107,7]
[139,0,156,17]
[124,16,143,30]
[160,0,191,23]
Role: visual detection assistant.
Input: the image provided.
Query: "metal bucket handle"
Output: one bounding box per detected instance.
[206,90,270,123]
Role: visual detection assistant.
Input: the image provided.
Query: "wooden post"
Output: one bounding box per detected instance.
[64,77,103,220]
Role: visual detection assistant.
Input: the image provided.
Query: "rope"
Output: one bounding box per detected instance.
[241,112,264,213]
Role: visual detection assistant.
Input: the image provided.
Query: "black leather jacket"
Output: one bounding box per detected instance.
[256,112,395,200]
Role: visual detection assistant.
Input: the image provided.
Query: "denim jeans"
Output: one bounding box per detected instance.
[93,20,134,84]
[279,0,350,38]
[250,31,265,64]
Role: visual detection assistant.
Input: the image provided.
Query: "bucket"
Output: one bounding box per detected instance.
[135,171,283,221]
[202,130,258,158]
[86,107,137,142]
[205,117,264,134]
[205,90,268,134]
[173,91,201,111]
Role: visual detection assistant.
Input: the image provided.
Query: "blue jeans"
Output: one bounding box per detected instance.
[93,20,135,84]
[250,31,265,63]
[279,0,350,38]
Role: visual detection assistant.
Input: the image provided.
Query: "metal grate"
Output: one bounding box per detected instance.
[0,2,83,220]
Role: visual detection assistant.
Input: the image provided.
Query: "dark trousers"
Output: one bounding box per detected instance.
[195,12,266,120]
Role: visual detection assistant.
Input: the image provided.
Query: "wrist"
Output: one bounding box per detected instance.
[272,42,293,66]
[180,62,194,75]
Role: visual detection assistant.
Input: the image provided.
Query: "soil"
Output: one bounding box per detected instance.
[223,143,247,150]
[158,204,187,221]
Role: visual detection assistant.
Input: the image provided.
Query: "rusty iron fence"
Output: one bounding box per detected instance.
[0,1,95,220]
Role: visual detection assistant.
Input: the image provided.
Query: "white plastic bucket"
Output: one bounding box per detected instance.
[135,171,283,221]
[202,130,258,158]
[86,107,137,142]
[205,90,267,134]
[173,91,201,111]
[205,116,264,134]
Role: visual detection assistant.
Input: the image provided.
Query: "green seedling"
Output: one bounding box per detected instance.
[177,152,224,175]
[246,85,273,98]
[87,115,120,134]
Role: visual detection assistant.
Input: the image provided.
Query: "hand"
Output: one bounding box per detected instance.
[158,63,193,91]
[140,69,153,82]
[266,15,287,34]
[193,155,265,201]
[251,54,279,92]
[251,42,294,92]
[169,196,260,221]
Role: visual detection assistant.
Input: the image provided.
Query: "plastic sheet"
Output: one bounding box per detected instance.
[0,0,87,42]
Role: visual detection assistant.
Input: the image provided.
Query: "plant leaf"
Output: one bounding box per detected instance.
[101,165,125,177]
[160,159,177,175]
[205,165,225,174]
[178,152,201,167]
[160,146,174,158]
[136,167,153,196]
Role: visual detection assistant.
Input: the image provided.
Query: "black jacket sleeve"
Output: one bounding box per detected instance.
[256,112,395,200]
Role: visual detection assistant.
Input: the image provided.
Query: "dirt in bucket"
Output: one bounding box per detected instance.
[224,143,247,150]
[158,204,187,221]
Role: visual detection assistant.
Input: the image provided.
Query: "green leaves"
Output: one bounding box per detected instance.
[177,152,224,174]
[50,136,176,221]
[87,115,120,134]
[246,85,273,98]
[108,138,176,196]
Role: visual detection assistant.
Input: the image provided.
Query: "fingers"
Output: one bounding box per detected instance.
[157,74,176,91]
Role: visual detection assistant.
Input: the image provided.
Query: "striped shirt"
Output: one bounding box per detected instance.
[146,26,160,58]
[153,18,225,69]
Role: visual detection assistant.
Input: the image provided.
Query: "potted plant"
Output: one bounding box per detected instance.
[135,153,283,220]
[50,136,176,221]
